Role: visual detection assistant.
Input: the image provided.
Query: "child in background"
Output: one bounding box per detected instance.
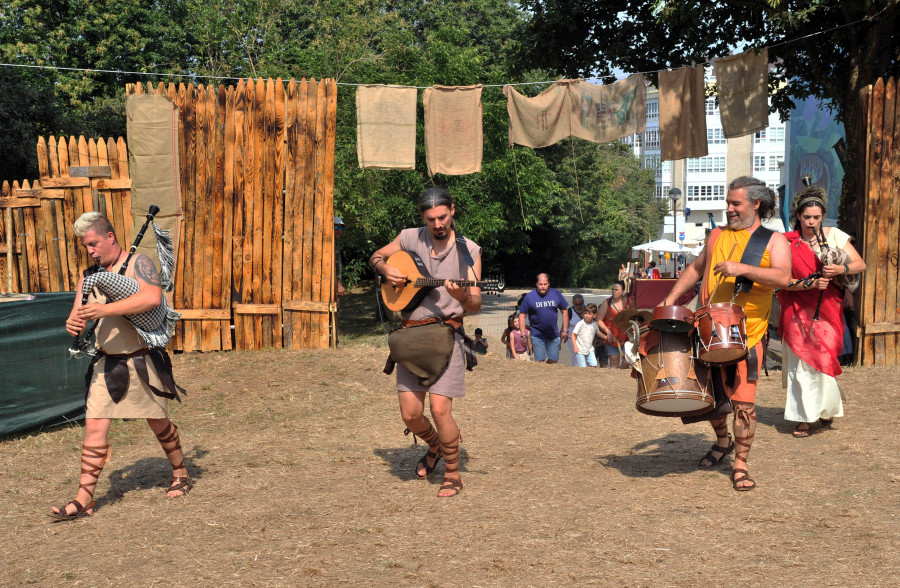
[571,303,610,367]
[503,314,532,360]
[473,328,489,355]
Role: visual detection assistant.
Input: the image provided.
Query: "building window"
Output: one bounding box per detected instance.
[705,99,719,116]
[660,161,671,175]
[645,129,660,148]
[768,155,784,171]
[644,155,661,171]
[707,128,726,145]
[655,185,671,198]
[646,101,659,120]
[770,127,785,142]
[687,156,726,173]
[686,185,726,202]
[634,132,642,147]
[754,129,767,143]
[753,156,766,172]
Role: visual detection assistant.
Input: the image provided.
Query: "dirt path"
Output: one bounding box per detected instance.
[3,336,899,586]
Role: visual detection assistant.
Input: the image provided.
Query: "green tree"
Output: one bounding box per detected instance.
[521,0,900,225]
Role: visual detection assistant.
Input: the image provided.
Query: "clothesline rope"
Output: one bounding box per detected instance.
[0,7,886,86]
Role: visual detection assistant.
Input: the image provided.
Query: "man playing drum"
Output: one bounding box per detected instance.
[662,177,790,491]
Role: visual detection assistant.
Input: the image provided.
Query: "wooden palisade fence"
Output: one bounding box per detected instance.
[1,77,337,352]
[0,137,133,294]
[858,76,900,366]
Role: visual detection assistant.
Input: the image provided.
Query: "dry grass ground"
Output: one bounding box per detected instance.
[2,287,899,586]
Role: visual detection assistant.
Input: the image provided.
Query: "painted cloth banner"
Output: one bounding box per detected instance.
[716,48,769,138]
[356,85,417,170]
[504,81,574,148]
[125,94,182,264]
[423,85,483,176]
[504,76,645,148]
[659,66,708,161]
[569,75,646,144]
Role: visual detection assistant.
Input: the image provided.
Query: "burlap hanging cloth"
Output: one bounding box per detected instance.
[569,75,646,144]
[659,66,708,161]
[504,81,575,148]
[423,85,483,176]
[356,85,417,170]
[125,94,182,263]
[715,48,769,139]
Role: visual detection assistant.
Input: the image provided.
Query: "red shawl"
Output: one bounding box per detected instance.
[776,231,843,377]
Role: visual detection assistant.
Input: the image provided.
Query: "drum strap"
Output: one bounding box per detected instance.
[733,226,774,294]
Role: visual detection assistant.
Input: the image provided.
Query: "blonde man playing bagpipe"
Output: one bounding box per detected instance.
[50,212,188,520]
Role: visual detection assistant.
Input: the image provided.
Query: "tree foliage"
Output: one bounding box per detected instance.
[0,0,663,287]
[521,0,900,222]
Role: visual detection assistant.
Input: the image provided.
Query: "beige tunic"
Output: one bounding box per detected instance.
[395,228,481,398]
[85,255,169,419]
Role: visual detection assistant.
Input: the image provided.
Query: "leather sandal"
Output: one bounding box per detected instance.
[732,467,756,491]
[819,418,833,428]
[49,444,110,521]
[698,435,734,468]
[793,423,810,438]
[156,423,192,497]
[438,477,463,498]
[416,448,443,479]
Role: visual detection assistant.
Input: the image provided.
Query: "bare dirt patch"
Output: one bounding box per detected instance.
[3,288,899,586]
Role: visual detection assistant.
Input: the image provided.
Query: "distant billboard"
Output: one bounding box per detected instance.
[783,97,845,228]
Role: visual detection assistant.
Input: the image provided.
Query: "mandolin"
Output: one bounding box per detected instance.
[380,250,504,312]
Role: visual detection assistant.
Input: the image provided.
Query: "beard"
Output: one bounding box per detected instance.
[431,227,449,241]
[726,212,754,230]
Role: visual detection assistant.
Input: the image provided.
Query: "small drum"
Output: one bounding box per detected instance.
[636,331,713,417]
[650,305,695,333]
[694,303,748,365]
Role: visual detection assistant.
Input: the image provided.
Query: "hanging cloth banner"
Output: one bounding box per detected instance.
[569,74,646,144]
[125,93,182,264]
[423,85,483,176]
[716,48,769,138]
[659,65,709,161]
[504,80,575,148]
[356,85,417,170]
[504,76,646,148]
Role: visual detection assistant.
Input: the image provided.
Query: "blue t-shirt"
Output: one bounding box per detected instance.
[519,288,568,340]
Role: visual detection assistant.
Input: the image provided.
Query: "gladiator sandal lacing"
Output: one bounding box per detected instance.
[732,404,758,491]
[438,432,463,498]
[155,423,192,497]
[699,419,734,468]
[49,444,111,521]
[405,421,442,479]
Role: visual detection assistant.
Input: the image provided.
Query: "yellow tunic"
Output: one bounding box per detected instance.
[704,228,774,348]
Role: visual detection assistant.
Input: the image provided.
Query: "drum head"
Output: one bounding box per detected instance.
[637,393,714,417]
[650,305,694,333]
[698,347,748,365]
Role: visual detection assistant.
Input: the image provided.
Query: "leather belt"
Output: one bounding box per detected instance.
[402,317,463,330]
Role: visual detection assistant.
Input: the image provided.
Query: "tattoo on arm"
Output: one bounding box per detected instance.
[135,256,162,286]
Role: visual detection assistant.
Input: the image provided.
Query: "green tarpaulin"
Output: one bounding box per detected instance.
[1,293,90,437]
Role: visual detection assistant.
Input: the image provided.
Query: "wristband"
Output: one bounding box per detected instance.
[843,263,850,274]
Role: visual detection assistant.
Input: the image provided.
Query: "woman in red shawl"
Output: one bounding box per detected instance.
[778,186,865,437]
[598,280,632,368]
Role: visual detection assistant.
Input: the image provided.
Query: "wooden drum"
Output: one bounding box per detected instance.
[693,302,748,365]
[636,330,713,417]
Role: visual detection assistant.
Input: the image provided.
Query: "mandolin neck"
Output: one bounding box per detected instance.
[414,278,482,288]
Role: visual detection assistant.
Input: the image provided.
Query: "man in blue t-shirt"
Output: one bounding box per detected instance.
[518,273,569,363]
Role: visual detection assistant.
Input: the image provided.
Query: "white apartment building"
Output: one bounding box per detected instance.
[623,84,788,245]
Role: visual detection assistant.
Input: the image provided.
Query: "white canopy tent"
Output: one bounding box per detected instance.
[632,239,696,254]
